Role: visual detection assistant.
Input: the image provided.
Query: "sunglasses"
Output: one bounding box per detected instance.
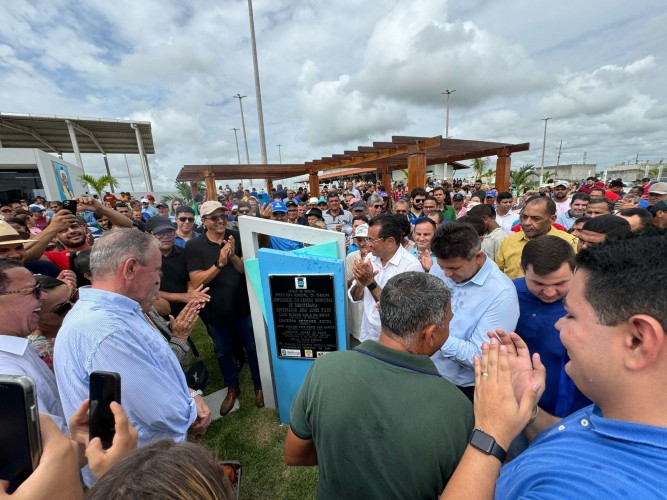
[238,210,250,214]
[178,217,195,223]
[0,281,42,298]
[52,289,78,317]
[413,199,425,203]
[205,215,227,222]
[373,204,383,209]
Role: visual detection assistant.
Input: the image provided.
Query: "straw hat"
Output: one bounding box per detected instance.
[0,221,29,246]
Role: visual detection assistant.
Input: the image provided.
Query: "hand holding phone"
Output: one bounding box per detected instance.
[0,375,41,493]
[62,199,78,214]
[89,371,121,450]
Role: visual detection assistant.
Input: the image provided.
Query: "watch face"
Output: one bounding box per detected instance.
[470,430,496,453]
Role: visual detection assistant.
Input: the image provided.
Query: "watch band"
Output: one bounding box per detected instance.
[366,281,377,291]
[189,389,203,398]
[214,261,224,270]
[469,429,507,463]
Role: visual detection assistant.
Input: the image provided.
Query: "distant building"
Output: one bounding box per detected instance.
[545,164,598,182]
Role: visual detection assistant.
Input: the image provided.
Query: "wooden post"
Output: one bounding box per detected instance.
[266,179,273,195]
[190,181,200,199]
[381,169,393,210]
[495,150,511,193]
[309,172,320,198]
[407,154,426,190]
[205,169,217,201]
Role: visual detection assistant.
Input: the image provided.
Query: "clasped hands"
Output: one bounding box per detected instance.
[473,330,546,450]
[217,235,238,267]
[352,258,378,287]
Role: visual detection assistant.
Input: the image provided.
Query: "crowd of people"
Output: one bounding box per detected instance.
[0,173,666,498]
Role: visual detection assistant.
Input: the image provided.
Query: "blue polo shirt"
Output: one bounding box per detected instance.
[269,236,303,251]
[496,405,667,499]
[513,278,591,417]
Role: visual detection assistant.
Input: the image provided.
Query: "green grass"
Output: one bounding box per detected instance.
[190,321,319,499]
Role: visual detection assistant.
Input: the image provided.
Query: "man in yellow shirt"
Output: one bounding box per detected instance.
[496,196,577,279]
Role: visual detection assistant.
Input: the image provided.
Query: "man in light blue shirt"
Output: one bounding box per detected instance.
[429,223,519,400]
[54,229,209,483]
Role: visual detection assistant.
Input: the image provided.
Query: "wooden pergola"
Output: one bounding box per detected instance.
[176,135,529,197]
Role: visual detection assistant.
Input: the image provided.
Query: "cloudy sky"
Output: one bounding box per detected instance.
[1,0,665,191]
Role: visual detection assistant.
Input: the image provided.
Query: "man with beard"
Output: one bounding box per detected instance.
[552,181,571,215]
[556,193,589,230]
[185,201,263,415]
[496,196,577,279]
[55,229,211,485]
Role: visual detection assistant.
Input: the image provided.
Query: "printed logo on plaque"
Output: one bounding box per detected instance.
[295,277,307,289]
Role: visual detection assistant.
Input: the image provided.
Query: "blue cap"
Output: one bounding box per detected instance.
[317,198,327,204]
[271,201,287,213]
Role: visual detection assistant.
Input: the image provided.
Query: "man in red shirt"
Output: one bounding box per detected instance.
[103,191,118,205]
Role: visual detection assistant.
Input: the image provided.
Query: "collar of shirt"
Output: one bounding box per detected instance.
[0,335,29,355]
[448,255,493,288]
[370,244,408,270]
[357,339,439,374]
[588,405,667,449]
[78,286,142,313]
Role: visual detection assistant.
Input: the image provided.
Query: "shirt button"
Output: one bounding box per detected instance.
[580,419,589,427]
[557,425,566,431]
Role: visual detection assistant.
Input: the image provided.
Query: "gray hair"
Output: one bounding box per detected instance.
[90,228,159,279]
[367,194,383,207]
[379,272,450,345]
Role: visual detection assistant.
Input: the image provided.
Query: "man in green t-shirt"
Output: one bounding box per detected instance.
[433,186,457,222]
[285,272,473,499]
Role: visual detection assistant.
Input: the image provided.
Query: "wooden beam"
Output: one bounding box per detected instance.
[495,150,511,193]
[407,154,426,190]
[190,181,200,199]
[205,169,217,201]
[309,173,320,198]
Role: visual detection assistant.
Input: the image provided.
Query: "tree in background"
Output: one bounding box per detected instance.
[161,181,204,206]
[509,164,538,191]
[77,174,118,197]
[470,158,490,180]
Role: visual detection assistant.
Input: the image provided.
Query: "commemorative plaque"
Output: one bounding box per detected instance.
[269,274,338,359]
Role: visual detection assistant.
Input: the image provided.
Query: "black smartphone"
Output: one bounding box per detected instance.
[0,375,42,493]
[89,371,121,449]
[62,199,78,213]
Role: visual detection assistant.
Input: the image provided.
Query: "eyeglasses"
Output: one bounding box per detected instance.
[413,199,425,203]
[154,231,175,239]
[366,237,385,244]
[177,217,195,223]
[52,289,78,317]
[0,281,42,299]
[205,215,227,223]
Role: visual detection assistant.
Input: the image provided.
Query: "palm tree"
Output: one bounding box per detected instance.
[161,181,204,206]
[470,158,489,180]
[77,174,118,197]
[482,168,496,184]
[509,164,538,191]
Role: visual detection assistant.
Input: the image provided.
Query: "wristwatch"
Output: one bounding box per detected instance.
[214,261,225,269]
[366,281,378,291]
[189,389,203,398]
[469,429,507,463]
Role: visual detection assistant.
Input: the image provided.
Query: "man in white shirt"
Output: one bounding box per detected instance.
[0,259,67,432]
[553,181,571,215]
[348,215,422,341]
[495,192,519,234]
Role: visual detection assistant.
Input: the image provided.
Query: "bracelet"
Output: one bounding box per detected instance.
[526,406,539,428]
[190,389,203,398]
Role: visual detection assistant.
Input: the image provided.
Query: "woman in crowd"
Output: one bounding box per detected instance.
[169,200,182,222]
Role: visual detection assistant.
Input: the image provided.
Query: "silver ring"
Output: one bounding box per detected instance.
[481,372,488,377]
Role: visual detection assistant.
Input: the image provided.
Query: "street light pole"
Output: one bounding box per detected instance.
[277,144,282,164]
[441,89,456,139]
[247,0,268,165]
[234,94,251,164]
[540,117,551,184]
[231,128,241,164]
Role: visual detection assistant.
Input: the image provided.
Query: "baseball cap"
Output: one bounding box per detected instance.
[554,180,569,188]
[285,200,297,208]
[146,194,155,200]
[353,223,369,238]
[649,200,667,215]
[141,198,150,203]
[271,201,287,213]
[317,198,327,205]
[156,202,168,208]
[351,200,366,211]
[648,182,667,195]
[308,197,319,205]
[453,193,464,201]
[29,205,45,213]
[306,208,323,219]
[199,201,225,217]
[146,216,175,234]
[609,179,624,188]
[486,190,498,198]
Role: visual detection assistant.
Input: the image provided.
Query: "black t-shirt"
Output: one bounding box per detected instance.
[184,229,250,324]
[160,246,190,318]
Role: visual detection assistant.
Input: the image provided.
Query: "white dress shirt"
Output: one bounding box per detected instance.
[348,245,423,342]
[0,335,67,432]
[496,211,520,235]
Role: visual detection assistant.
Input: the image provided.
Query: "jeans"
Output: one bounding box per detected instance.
[204,315,262,389]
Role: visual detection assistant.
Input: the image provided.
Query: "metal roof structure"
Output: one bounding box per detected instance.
[0,113,154,155]
[177,136,529,182]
